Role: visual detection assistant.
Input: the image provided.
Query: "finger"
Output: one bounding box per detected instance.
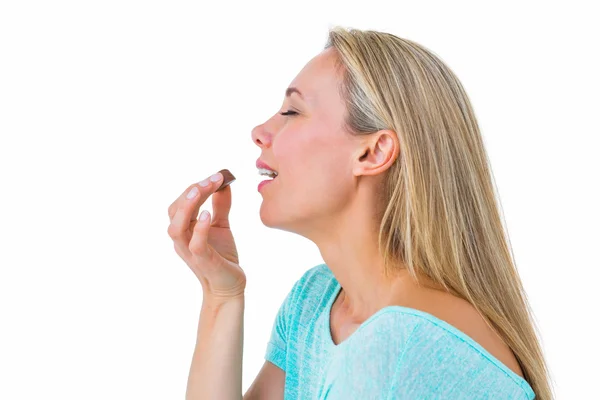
[188,210,212,260]
[168,184,196,221]
[168,180,211,241]
[167,204,193,247]
[168,172,224,222]
[169,187,203,236]
[211,180,232,228]
[187,172,226,223]
[173,240,192,261]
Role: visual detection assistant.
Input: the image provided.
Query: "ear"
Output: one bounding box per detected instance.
[352,129,400,177]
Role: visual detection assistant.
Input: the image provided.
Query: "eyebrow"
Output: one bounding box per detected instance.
[285,87,304,99]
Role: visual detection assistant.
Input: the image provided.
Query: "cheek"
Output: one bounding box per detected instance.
[275,124,352,199]
[291,149,353,207]
[312,163,352,200]
[275,131,318,179]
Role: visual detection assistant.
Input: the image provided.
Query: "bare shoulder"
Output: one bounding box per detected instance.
[408,287,525,379]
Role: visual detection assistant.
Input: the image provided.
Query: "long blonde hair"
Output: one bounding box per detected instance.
[324,26,554,399]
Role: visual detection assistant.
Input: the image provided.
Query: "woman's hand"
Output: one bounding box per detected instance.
[167,172,246,299]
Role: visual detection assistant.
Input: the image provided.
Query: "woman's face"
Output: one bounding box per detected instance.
[251,48,362,236]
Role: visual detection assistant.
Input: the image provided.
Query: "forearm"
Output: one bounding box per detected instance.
[186,294,245,400]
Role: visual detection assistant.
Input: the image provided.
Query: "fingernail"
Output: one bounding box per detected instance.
[199,210,209,221]
[209,173,222,182]
[187,187,199,199]
[199,178,210,187]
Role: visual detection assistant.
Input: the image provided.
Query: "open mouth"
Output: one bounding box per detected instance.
[258,168,278,180]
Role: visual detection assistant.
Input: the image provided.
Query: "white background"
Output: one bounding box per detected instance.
[1,1,597,399]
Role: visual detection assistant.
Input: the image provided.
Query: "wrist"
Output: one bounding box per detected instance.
[201,279,246,302]
[202,291,245,308]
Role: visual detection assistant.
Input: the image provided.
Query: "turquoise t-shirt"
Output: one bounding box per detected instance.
[265,263,536,399]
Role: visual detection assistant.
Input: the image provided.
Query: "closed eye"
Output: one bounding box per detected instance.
[279,110,298,116]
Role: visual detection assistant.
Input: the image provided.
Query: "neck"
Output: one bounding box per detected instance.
[311,193,416,321]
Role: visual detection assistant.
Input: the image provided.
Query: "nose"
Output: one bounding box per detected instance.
[251,123,272,149]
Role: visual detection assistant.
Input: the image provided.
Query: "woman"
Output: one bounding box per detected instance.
[168,27,553,399]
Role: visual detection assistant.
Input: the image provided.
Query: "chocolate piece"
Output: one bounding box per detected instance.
[215,169,236,192]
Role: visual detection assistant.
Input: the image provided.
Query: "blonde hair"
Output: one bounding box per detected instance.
[324,26,554,399]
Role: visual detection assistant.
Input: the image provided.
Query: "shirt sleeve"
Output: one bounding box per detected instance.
[264,279,299,372]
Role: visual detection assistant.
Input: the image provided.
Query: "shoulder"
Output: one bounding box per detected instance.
[289,263,334,296]
[402,289,525,380]
[300,262,334,282]
[363,301,533,396]
[395,316,535,398]
[330,308,534,399]
[280,263,334,312]
[346,309,534,399]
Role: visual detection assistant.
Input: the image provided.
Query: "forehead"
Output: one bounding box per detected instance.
[287,48,343,109]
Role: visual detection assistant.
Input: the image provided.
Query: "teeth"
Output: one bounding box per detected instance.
[258,168,278,178]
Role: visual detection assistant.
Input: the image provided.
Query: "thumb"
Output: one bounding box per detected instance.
[211,182,232,227]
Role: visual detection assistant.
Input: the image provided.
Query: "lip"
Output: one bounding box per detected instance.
[256,159,277,172]
[258,179,275,192]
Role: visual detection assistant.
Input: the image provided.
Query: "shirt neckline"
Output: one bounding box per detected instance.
[324,279,535,398]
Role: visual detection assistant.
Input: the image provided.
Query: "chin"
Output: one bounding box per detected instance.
[259,204,299,234]
[259,202,278,227]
